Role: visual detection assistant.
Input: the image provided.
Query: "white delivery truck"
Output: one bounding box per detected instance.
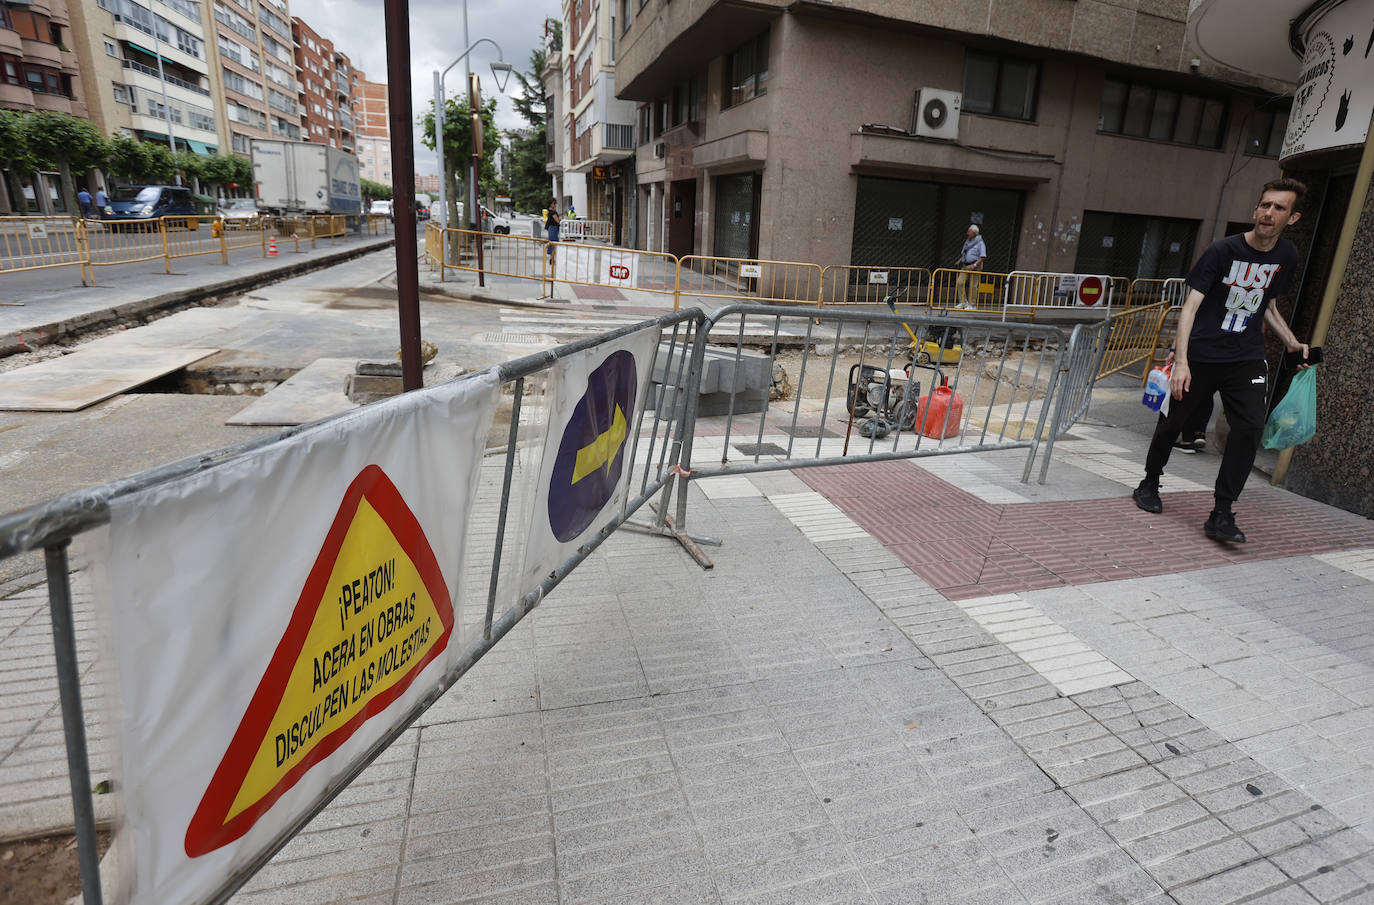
[250,139,362,215]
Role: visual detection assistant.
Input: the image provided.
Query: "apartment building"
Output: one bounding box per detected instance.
[353,69,389,184]
[541,26,564,210]
[292,17,354,153]
[556,0,635,239]
[197,0,294,156]
[68,0,219,156]
[615,1,1290,275]
[0,0,87,212]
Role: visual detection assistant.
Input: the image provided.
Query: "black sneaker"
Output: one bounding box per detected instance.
[1132,479,1163,513]
[1192,436,1207,453]
[1172,438,1196,453]
[1204,509,1246,543]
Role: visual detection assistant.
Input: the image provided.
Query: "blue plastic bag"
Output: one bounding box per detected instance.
[1262,367,1317,450]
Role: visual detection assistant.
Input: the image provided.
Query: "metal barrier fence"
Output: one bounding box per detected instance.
[1004,270,1115,319]
[551,241,680,305]
[0,296,1112,904]
[678,255,823,306]
[0,308,704,905]
[819,265,932,306]
[162,216,228,268]
[928,266,1007,313]
[558,218,612,243]
[83,216,167,275]
[660,304,1081,546]
[1097,301,1172,381]
[1124,276,1187,308]
[1035,318,1111,482]
[6,213,381,284]
[0,216,86,277]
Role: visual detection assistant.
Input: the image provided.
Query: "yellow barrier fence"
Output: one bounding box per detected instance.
[550,241,680,307]
[678,256,823,306]
[365,213,391,235]
[929,266,1007,313]
[1097,301,1171,380]
[819,265,931,306]
[221,216,268,252]
[0,216,86,278]
[424,221,442,270]
[84,216,166,275]
[163,216,228,269]
[433,227,550,285]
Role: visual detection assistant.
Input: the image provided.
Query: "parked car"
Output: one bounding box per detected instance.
[218,198,263,228]
[103,185,197,229]
[415,194,431,220]
[482,206,511,234]
[369,199,393,221]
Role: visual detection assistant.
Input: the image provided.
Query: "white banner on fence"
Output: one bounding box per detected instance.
[517,327,658,599]
[603,249,639,287]
[554,244,596,283]
[96,371,500,905]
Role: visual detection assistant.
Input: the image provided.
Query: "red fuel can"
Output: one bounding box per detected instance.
[915,386,964,438]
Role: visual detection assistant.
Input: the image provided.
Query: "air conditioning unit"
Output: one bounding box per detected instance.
[653,141,666,159]
[913,88,961,140]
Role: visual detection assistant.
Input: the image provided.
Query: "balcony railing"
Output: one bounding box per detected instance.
[122,59,210,96]
[603,122,634,150]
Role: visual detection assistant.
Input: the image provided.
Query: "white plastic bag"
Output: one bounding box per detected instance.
[1143,364,1171,417]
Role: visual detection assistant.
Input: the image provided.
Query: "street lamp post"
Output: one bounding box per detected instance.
[432,41,512,230]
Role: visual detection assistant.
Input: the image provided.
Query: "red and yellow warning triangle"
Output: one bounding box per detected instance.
[185,465,452,857]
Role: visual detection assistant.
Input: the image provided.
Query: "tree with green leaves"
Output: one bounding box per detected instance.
[0,109,34,213]
[420,93,500,228]
[361,178,392,203]
[21,112,106,215]
[507,22,556,213]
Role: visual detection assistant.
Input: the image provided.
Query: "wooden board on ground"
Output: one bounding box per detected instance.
[226,357,359,426]
[0,347,219,411]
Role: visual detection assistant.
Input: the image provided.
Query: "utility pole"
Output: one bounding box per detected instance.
[470,71,485,287]
[383,0,422,391]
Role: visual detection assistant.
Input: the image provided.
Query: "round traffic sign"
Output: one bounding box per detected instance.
[1078,276,1104,306]
[547,350,638,542]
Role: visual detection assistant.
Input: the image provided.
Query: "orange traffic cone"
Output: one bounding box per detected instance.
[267,236,278,256]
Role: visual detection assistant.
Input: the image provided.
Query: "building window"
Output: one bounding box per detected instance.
[672,78,698,127]
[725,31,768,109]
[112,82,134,106]
[0,55,21,86]
[1099,76,1227,149]
[231,132,250,153]
[963,51,1038,120]
[105,40,119,56]
[0,6,10,29]
[1075,211,1199,279]
[1246,105,1289,157]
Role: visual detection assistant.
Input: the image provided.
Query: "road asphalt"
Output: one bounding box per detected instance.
[3,243,1374,905]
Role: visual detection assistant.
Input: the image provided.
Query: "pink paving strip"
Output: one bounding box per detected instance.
[796,459,1374,600]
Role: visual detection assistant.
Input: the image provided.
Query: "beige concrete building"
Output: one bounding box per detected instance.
[354,70,390,186]
[556,0,636,239]
[0,0,88,212]
[68,0,219,155]
[616,1,1291,276]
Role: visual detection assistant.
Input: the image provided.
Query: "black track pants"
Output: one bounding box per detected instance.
[1144,359,1268,506]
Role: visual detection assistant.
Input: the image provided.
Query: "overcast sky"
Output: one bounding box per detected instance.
[288,0,560,178]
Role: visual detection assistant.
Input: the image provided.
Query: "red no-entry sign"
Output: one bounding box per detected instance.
[1078,276,1104,306]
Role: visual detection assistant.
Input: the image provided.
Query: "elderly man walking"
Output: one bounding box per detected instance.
[953,224,986,310]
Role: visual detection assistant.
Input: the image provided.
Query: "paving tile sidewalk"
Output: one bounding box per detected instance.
[5,420,1374,903]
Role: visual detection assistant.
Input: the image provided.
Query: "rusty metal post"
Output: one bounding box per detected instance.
[386,0,423,391]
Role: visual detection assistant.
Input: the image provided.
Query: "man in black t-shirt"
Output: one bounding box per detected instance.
[1132,178,1311,543]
